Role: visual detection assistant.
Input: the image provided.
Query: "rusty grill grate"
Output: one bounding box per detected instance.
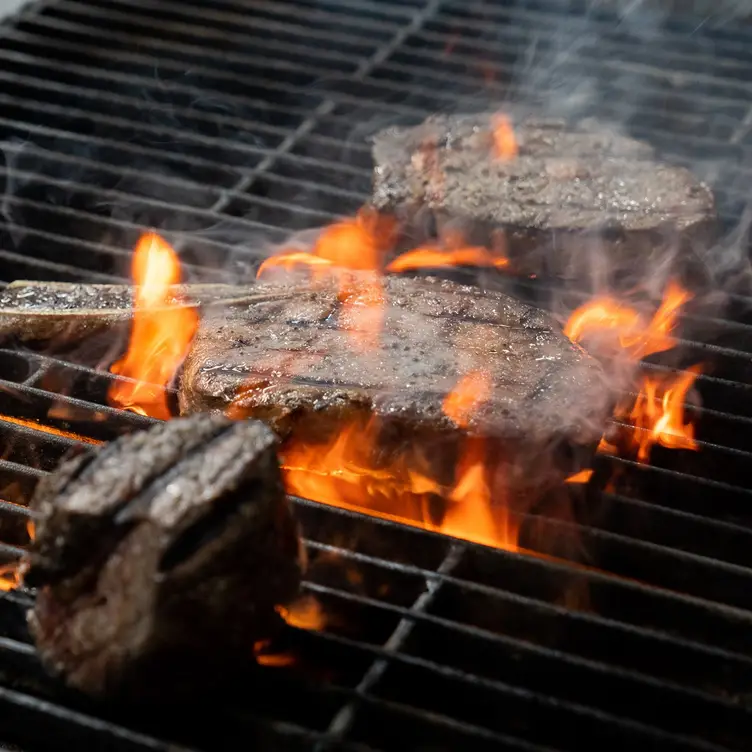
[0,0,751,750]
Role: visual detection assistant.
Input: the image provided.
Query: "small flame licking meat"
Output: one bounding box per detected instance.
[108,232,199,420]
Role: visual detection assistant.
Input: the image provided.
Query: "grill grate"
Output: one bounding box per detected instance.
[0,0,752,750]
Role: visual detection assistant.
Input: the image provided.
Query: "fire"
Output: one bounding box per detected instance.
[443,371,492,429]
[257,208,396,281]
[0,564,20,592]
[565,469,594,484]
[276,371,517,552]
[564,281,700,464]
[564,281,691,360]
[109,232,199,419]
[618,367,701,463]
[276,594,327,631]
[386,244,509,274]
[0,414,102,446]
[491,114,518,160]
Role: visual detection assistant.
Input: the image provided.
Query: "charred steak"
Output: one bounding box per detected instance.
[371,115,718,283]
[179,275,613,507]
[25,413,305,698]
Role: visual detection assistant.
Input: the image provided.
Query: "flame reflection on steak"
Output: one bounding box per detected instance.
[108,232,199,420]
[491,114,518,160]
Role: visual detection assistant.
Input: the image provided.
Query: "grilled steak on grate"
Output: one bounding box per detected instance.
[25,414,305,698]
[371,115,718,283]
[0,280,268,346]
[179,274,613,498]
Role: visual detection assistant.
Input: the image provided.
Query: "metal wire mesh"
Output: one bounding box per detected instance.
[0,0,751,750]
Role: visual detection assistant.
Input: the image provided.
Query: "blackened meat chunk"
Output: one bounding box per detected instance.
[25,414,305,698]
[371,115,718,284]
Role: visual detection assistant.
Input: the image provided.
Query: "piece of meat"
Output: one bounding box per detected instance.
[371,115,718,284]
[179,274,613,516]
[0,280,284,346]
[25,413,305,699]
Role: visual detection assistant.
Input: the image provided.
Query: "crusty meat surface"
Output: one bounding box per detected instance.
[0,280,261,346]
[179,275,612,452]
[25,414,305,699]
[371,115,718,281]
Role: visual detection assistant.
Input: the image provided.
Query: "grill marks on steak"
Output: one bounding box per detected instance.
[179,275,612,453]
[25,414,305,698]
[371,115,718,282]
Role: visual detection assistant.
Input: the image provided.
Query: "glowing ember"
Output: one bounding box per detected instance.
[109,232,199,419]
[0,414,101,446]
[565,469,594,484]
[564,281,691,360]
[492,114,518,160]
[276,594,327,631]
[0,564,19,592]
[621,367,701,463]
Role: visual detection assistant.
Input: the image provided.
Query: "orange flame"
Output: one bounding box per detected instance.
[0,564,20,592]
[275,370,517,552]
[443,371,492,429]
[565,469,594,484]
[621,367,701,463]
[276,594,327,631]
[564,281,691,361]
[491,114,518,160]
[0,413,102,446]
[564,281,700,464]
[387,245,509,274]
[108,232,199,419]
[257,208,395,281]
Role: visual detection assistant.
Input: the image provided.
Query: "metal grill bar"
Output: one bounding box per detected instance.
[0,0,750,749]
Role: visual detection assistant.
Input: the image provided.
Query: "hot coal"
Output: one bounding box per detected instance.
[0,280,270,346]
[25,413,305,699]
[180,274,613,506]
[371,115,718,285]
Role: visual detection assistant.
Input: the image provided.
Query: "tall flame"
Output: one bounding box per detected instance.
[613,367,701,463]
[108,232,199,419]
[564,281,700,464]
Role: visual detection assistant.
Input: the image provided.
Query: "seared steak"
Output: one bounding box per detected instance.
[0,280,269,346]
[25,414,305,698]
[371,115,718,284]
[180,275,613,512]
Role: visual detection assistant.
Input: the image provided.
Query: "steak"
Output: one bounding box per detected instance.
[25,414,305,699]
[179,274,613,514]
[371,115,718,285]
[0,280,269,347]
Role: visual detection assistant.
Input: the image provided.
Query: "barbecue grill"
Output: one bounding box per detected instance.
[0,0,751,749]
